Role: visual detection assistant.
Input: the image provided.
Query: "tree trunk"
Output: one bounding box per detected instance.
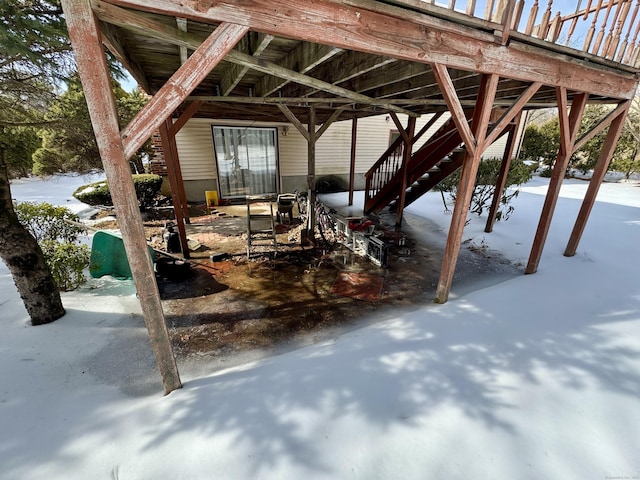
[0,140,65,325]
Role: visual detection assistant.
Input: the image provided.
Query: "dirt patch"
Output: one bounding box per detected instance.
[90,203,520,364]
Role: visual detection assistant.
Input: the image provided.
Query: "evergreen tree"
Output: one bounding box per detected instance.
[0,0,70,325]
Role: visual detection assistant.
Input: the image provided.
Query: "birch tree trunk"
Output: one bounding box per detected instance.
[0,137,65,325]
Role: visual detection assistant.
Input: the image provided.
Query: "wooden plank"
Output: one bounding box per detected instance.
[121,22,248,159]
[100,0,640,99]
[525,90,589,274]
[565,100,630,256]
[432,63,477,156]
[61,0,182,394]
[435,73,500,303]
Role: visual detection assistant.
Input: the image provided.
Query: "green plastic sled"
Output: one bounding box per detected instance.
[90,231,154,279]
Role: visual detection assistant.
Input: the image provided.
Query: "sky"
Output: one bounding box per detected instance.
[1,172,639,479]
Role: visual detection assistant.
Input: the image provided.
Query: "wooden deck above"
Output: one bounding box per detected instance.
[94,0,640,124]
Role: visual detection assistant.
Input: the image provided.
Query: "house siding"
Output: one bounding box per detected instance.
[174,114,520,201]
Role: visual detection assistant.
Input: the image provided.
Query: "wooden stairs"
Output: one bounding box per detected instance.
[364,113,513,214]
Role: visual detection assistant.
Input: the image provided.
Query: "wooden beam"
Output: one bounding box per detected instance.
[525,90,589,274]
[185,95,561,108]
[395,116,416,226]
[308,106,317,235]
[99,21,150,93]
[121,22,248,160]
[435,73,500,303]
[432,63,477,156]
[258,42,342,96]
[484,81,542,146]
[277,104,311,142]
[485,114,521,233]
[225,50,417,117]
[166,101,201,224]
[159,120,190,258]
[389,113,411,145]
[176,17,188,64]
[565,100,631,256]
[572,101,631,152]
[283,53,396,98]
[349,118,358,206]
[315,107,346,139]
[220,32,274,95]
[168,100,202,137]
[61,0,181,394]
[101,0,639,99]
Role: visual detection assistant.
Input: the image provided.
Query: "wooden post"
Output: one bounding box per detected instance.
[564,100,630,256]
[159,120,190,258]
[349,118,358,206]
[485,112,522,233]
[525,90,589,274]
[168,100,203,225]
[61,0,182,393]
[308,106,317,235]
[395,116,417,227]
[434,72,500,303]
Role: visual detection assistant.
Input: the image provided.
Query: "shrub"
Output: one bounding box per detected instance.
[73,174,163,211]
[436,157,534,221]
[13,202,89,291]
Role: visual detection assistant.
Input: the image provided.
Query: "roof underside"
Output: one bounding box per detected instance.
[96,0,640,124]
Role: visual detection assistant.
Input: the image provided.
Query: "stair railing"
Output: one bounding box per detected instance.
[364,112,444,209]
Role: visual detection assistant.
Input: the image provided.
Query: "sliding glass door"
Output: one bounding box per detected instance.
[212,126,278,198]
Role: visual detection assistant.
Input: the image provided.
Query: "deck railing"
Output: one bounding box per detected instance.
[427,0,640,67]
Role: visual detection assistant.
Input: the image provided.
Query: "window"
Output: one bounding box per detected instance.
[212,126,278,198]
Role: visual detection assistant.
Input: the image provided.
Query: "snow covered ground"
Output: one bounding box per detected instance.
[2,174,639,479]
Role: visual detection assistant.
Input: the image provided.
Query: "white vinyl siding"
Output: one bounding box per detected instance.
[175,113,520,185]
[174,118,217,181]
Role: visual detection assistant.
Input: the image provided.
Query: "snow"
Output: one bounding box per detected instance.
[2,173,640,479]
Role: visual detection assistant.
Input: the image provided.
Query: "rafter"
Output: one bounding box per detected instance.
[93,1,417,117]
[220,32,274,95]
[258,42,342,96]
[282,52,397,98]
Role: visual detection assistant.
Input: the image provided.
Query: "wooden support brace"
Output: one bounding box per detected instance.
[432,63,477,156]
[525,90,589,274]
[121,22,249,160]
[565,100,631,256]
[61,0,181,394]
[485,113,522,233]
[435,73,500,304]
